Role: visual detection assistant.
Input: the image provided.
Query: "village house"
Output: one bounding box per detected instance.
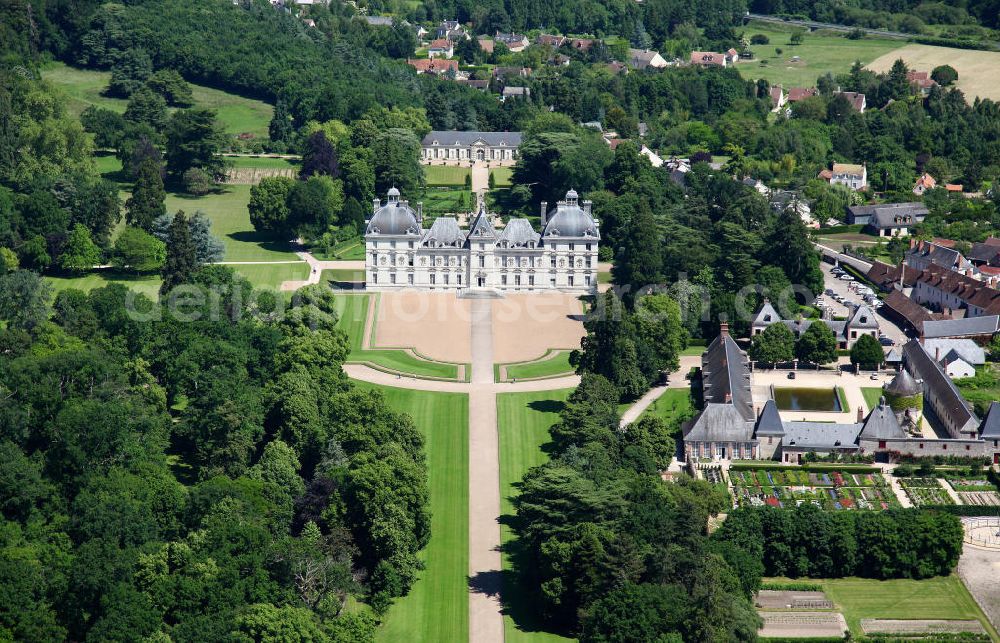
[501,86,530,101]
[769,85,787,112]
[907,70,938,96]
[427,38,454,59]
[913,172,936,195]
[363,15,393,26]
[569,38,595,52]
[436,20,469,40]
[628,48,667,70]
[421,130,521,163]
[911,264,1000,317]
[821,163,866,191]
[492,66,531,82]
[846,202,927,237]
[455,78,489,91]
[536,34,565,47]
[835,91,866,112]
[495,31,529,52]
[751,299,881,350]
[477,36,494,54]
[365,188,599,292]
[786,87,818,103]
[407,58,459,76]
[923,316,1000,341]
[905,239,973,274]
[921,338,985,379]
[969,237,1000,267]
[689,51,727,67]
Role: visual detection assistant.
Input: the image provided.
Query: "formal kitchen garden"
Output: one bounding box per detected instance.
[729,465,901,510]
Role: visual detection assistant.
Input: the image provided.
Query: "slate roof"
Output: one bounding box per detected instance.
[885,368,920,396]
[881,289,934,334]
[903,338,979,435]
[885,347,903,363]
[781,422,862,450]
[684,403,754,443]
[969,238,1000,265]
[366,191,422,236]
[848,304,879,329]
[498,218,540,247]
[752,299,781,325]
[422,217,464,247]
[849,202,928,226]
[922,315,1000,338]
[913,266,1000,314]
[980,402,1000,439]
[906,241,969,271]
[923,339,986,366]
[754,400,785,436]
[542,191,600,239]
[859,399,907,441]
[701,333,754,422]
[421,131,523,147]
[467,203,497,240]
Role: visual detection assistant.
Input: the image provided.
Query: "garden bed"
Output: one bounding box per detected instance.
[730,468,898,510]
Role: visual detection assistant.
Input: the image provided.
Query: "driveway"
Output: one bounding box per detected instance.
[819,261,908,347]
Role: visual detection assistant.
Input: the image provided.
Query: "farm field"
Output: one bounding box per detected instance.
[424,165,471,186]
[496,390,576,643]
[333,294,466,380]
[42,62,274,136]
[351,383,470,643]
[739,25,901,89]
[867,44,1000,102]
[730,467,899,510]
[821,576,998,639]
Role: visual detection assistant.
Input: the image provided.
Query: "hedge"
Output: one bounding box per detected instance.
[760,580,823,591]
[910,36,996,51]
[924,504,1000,516]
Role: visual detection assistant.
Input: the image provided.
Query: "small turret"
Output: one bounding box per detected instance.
[540,201,548,226]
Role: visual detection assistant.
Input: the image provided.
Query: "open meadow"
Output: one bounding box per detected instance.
[739,25,900,89]
[351,383,470,643]
[42,62,273,137]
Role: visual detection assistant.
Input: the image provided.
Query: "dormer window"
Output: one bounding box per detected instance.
[764,315,771,322]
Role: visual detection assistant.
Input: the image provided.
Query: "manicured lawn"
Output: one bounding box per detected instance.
[740,24,900,89]
[861,386,884,412]
[314,237,365,261]
[225,156,300,170]
[502,351,574,382]
[226,262,308,290]
[42,62,273,136]
[165,185,297,262]
[422,187,473,216]
[322,268,365,284]
[491,166,513,187]
[333,294,466,380]
[597,270,612,284]
[352,383,470,643]
[424,165,471,187]
[681,345,706,356]
[639,388,694,430]
[821,576,998,639]
[44,272,162,299]
[497,390,576,643]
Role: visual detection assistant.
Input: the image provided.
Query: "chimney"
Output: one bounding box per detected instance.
[720,321,730,338]
[935,346,941,362]
[724,392,732,403]
[373,197,381,213]
[540,201,548,226]
[583,199,592,215]
[417,202,423,225]
[857,406,864,422]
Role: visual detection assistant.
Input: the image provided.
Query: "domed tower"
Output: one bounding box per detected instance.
[883,368,923,434]
[540,189,601,292]
[365,188,424,290]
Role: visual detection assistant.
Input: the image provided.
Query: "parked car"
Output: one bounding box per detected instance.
[825,289,835,296]
[879,337,895,346]
[839,275,854,281]
[787,372,796,379]
[870,373,880,380]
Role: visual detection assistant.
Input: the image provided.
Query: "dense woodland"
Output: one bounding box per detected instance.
[0,0,989,640]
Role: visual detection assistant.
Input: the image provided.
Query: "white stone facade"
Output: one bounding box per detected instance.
[364,189,599,293]
[420,131,521,163]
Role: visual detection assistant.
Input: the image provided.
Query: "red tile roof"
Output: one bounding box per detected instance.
[407,58,458,74]
[787,87,818,102]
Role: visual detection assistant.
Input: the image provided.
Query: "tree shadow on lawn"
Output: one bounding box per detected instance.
[495,522,571,638]
[226,231,293,253]
[527,399,566,415]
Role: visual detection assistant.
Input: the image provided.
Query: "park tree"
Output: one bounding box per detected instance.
[633,292,685,374]
[113,226,166,272]
[159,210,197,296]
[0,246,17,274]
[249,176,295,237]
[300,131,339,179]
[165,108,228,182]
[287,175,345,240]
[614,206,662,289]
[106,48,153,97]
[268,99,294,148]
[850,333,884,370]
[796,321,838,365]
[931,64,958,86]
[154,211,224,265]
[750,322,795,364]
[80,106,127,149]
[58,224,102,273]
[144,69,193,107]
[126,158,166,230]
[371,128,423,196]
[123,86,169,132]
[0,269,51,330]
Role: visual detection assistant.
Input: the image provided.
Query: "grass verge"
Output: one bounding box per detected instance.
[497,390,576,643]
[352,383,470,643]
[501,351,574,382]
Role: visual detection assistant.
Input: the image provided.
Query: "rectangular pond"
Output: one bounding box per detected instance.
[773,387,844,412]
